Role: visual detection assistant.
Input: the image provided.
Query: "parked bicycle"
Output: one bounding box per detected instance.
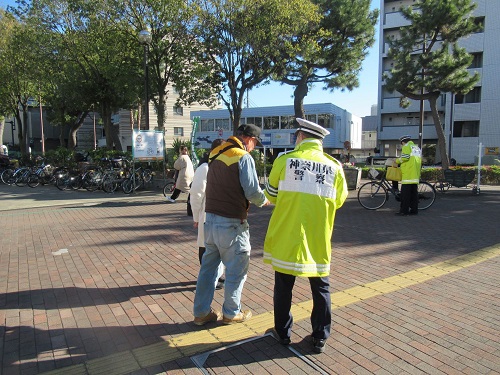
[101,158,131,193]
[121,164,153,194]
[26,160,55,187]
[357,167,436,210]
[1,165,36,187]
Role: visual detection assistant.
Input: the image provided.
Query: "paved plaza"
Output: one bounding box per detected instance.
[0,182,499,374]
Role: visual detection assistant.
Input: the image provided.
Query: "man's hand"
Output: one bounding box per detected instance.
[193,221,199,229]
[262,198,271,206]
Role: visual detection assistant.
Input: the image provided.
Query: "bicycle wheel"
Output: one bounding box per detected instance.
[27,173,40,188]
[39,170,54,185]
[143,169,152,183]
[15,172,29,187]
[418,181,436,210]
[1,169,14,185]
[122,178,134,194]
[162,181,175,197]
[102,173,118,193]
[85,171,102,192]
[433,181,450,193]
[357,181,388,210]
[56,175,71,190]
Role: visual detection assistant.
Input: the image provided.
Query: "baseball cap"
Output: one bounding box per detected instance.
[237,124,262,146]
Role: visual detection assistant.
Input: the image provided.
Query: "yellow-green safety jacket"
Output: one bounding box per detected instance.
[263,139,348,277]
[396,140,422,184]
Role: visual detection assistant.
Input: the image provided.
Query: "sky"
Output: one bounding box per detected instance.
[0,0,380,117]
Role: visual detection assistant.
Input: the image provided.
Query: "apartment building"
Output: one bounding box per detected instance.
[378,0,500,164]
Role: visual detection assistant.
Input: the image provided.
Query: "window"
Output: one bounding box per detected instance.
[453,121,479,137]
[469,53,483,69]
[455,87,481,104]
[215,118,231,131]
[246,117,263,127]
[174,127,184,136]
[318,114,333,128]
[201,119,215,131]
[263,116,279,130]
[280,115,295,129]
[173,106,183,116]
[305,114,316,123]
[473,17,484,33]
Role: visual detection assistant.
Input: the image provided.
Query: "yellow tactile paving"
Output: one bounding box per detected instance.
[42,244,500,375]
[85,352,141,375]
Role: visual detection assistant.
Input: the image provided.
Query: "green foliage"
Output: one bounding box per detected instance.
[117,0,219,129]
[384,0,481,170]
[194,0,318,130]
[275,0,378,119]
[166,138,192,168]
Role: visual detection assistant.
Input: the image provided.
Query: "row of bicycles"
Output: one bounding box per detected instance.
[0,157,154,194]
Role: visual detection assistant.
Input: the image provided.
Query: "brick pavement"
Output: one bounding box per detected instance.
[0,183,499,374]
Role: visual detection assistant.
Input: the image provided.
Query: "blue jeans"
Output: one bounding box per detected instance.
[193,213,251,319]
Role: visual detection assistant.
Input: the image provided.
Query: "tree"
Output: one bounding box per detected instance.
[275,0,378,120]
[194,0,318,131]
[117,0,220,132]
[0,11,41,157]
[384,0,481,170]
[17,0,143,150]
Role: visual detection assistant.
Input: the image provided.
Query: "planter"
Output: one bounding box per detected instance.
[343,167,361,190]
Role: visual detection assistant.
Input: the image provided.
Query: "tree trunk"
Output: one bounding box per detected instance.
[0,119,4,148]
[15,109,27,156]
[58,124,66,148]
[429,97,449,169]
[156,93,166,130]
[293,79,309,120]
[111,124,123,151]
[67,112,88,149]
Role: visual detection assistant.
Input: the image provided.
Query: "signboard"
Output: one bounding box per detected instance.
[485,147,499,155]
[132,130,165,160]
[272,132,292,146]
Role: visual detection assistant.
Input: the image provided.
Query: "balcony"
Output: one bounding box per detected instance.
[381,97,445,114]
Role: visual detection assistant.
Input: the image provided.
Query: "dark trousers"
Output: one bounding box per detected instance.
[400,184,418,214]
[274,271,331,340]
[198,247,205,265]
[170,188,182,200]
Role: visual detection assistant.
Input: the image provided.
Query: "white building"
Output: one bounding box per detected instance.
[190,103,362,158]
[378,0,500,165]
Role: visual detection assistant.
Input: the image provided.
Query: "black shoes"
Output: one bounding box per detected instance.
[312,337,326,353]
[265,328,291,345]
[216,277,225,290]
[395,211,418,216]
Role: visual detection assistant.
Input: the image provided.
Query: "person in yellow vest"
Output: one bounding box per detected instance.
[394,135,422,216]
[263,118,348,353]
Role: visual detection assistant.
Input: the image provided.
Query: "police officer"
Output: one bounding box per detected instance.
[264,118,348,353]
[394,135,422,215]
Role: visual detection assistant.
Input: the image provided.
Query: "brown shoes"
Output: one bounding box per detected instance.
[194,308,252,326]
[193,308,222,326]
[222,310,252,325]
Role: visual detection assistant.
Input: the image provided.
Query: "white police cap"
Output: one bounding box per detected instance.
[399,135,411,142]
[296,118,330,139]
